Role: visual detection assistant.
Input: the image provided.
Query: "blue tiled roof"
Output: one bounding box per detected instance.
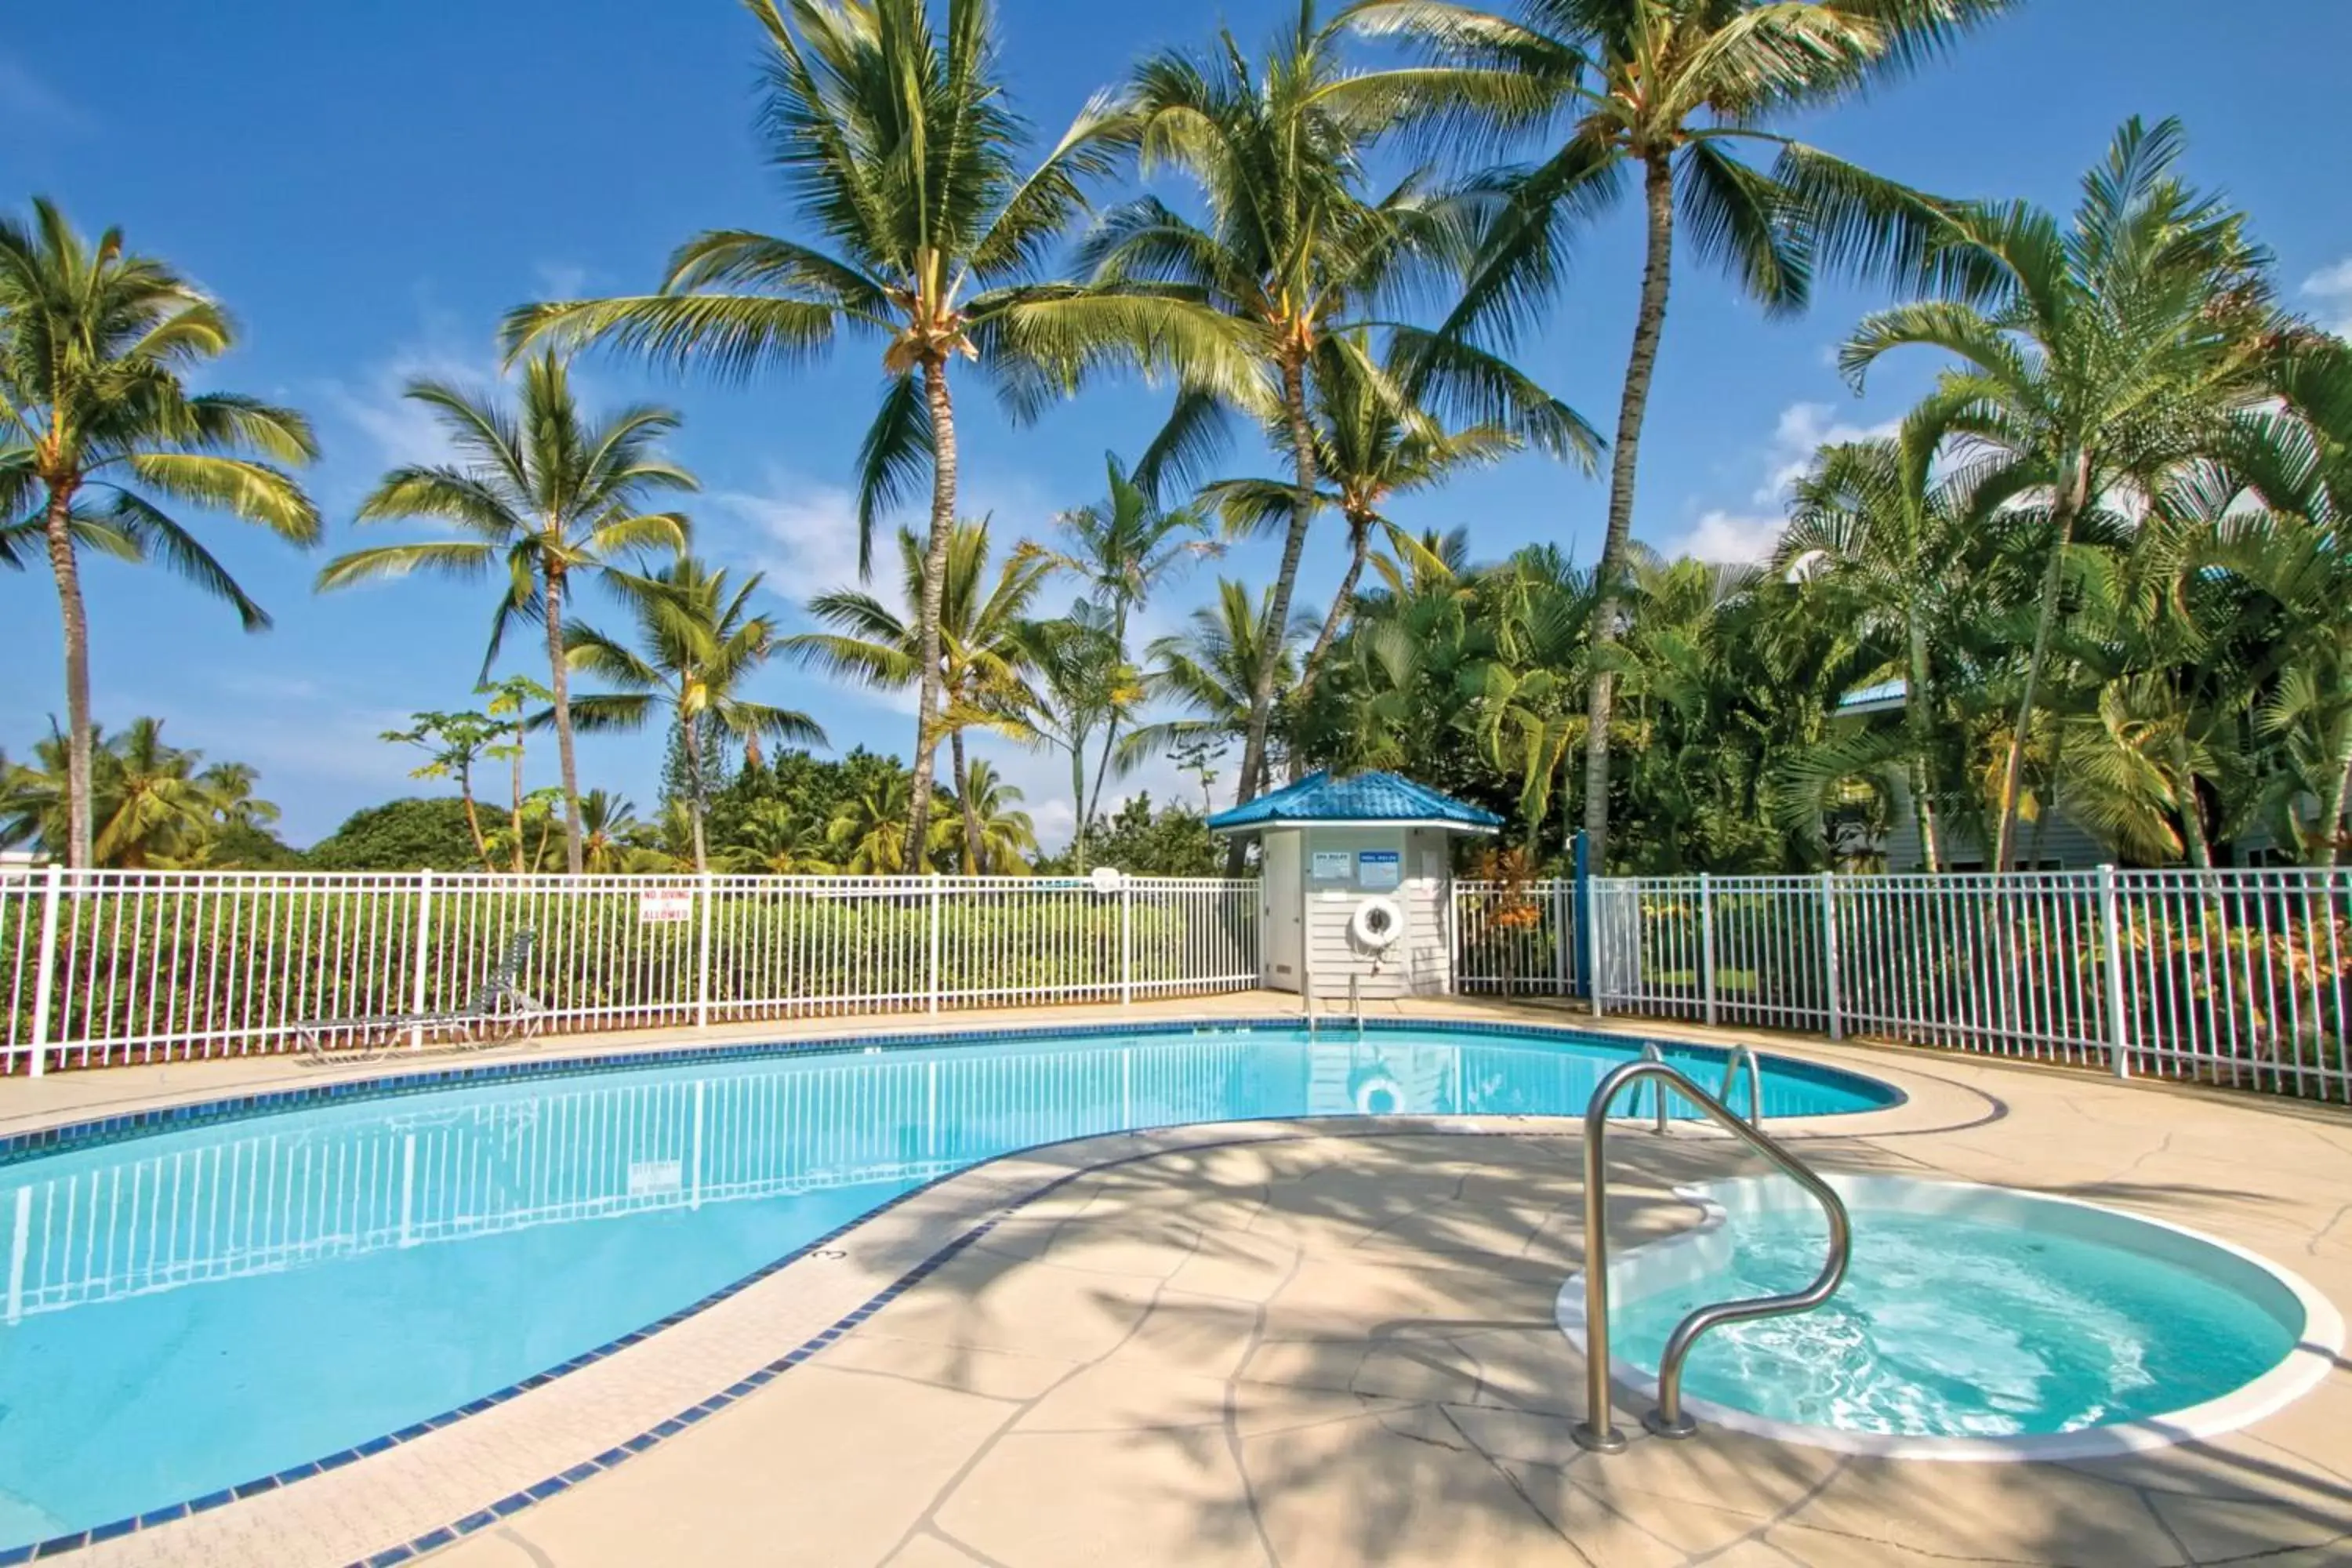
[1206,771,1504,832]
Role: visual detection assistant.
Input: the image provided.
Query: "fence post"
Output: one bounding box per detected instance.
[1820,870,1843,1043]
[1119,878,1134,1006]
[26,863,62,1079]
[1698,872,1718,1026]
[2098,864,2130,1078]
[927,877,942,1016]
[1553,880,1571,996]
[408,868,434,1051]
[696,873,714,1030]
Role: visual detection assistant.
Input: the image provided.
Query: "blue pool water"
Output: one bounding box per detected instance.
[1613,1204,2299,1439]
[0,1023,1890,1543]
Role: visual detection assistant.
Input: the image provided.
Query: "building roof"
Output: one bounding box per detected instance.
[1206,771,1504,834]
[1836,678,1909,715]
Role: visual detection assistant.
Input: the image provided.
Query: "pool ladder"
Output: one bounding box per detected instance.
[1303,977,1367,1043]
[1572,1054,1853,1453]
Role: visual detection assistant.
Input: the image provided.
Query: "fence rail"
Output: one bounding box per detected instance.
[1581,867,2352,1103]
[0,869,1259,1075]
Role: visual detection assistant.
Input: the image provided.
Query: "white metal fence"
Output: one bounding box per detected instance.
[1580,868,2352,1103]
[0,869,1259,1075]
[1451,879,1580,996]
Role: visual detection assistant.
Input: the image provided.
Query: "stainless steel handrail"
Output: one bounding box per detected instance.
[1718,1044,1762,1127]
[1570,1058,1852,1454]
[1637,1044,1669,1135]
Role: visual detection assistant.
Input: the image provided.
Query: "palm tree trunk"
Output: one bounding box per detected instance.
[684,717,710,876]
[543,567,585,876]
[907,356,959,870]
[1296,515,1370,706]
[1227,350,1318,873]
[1994,451,2091,870]
[1582,153,1677,873]
[2318,728,2352,870]
[456,761,493,870]
[1907,617,1941,873]
[1070,745,1090,872]
[41,482,94,868]
[2170,734,2216,871]
[952,728,981,876]
[508,734,525,876]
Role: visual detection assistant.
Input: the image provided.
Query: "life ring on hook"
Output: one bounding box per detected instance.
[1350,896,1404,951]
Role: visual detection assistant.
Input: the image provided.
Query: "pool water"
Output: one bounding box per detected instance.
[0,1024,1892,1545]
[1613,1205,2300,1439]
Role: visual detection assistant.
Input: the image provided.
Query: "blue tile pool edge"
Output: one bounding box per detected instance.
[0,1014,1903,1170]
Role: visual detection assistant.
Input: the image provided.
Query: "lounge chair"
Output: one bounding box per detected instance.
[296,929,543,1062]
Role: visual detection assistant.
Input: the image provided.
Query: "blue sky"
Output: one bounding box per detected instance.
[6,0,2352,848]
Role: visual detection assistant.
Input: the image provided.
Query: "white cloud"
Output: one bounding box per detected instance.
[321,336,506,473]
[2302,259,2352,336]
[1657,400,1901,564]
[711,473,869,596]
[1753,402,1901,506]
[1660,510,1785,565]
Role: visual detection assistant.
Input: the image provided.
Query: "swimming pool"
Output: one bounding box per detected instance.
[1563,1173,2343,1461]
[0,1021,1894,1548]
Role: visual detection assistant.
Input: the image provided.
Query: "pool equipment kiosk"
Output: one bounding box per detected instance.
[1207,770,1503,1001]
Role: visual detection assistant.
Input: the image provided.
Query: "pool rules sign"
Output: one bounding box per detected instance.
[638,888,695,924]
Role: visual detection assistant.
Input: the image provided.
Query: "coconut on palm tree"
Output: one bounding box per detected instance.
[786,518,1051,873]
[1350,0,2014,866]
[504,0,1262,872]
[1842,118,2283,868]
[0,198,320,867]
[318,352,695,874]
[561,555,825,873]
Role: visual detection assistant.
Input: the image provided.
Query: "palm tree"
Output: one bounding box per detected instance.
[0,198,320,866]
[1775,428,1973,869]
[1843,118,2283,868]
[1042,452,1218,820]
[576,789,647,873]
[985,604,1145,870]
[318,353,695,875]
[1351,0,2013,867]
[561,556,825,873]
[1200,328,1596,711]
[828,771,947,875]
[504,0,1260,871]
[738,798,839,874]
[787,518,1050,872]
[1125,579,1312,798]
[956,757,1038,872]
[0,718,269,868]
[1081,3,1477,827]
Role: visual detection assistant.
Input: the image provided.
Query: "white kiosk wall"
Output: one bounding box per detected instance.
[1259,824,1451,1000]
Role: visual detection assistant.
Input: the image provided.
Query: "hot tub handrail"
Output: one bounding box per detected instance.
[1571,1058,1852,1454]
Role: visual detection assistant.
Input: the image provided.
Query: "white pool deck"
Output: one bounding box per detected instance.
[3,994,2350,1566]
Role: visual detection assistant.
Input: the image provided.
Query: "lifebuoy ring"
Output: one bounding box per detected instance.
[1350,896,1404,950]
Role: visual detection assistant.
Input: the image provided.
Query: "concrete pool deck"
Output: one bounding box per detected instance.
[3,996,2350,1566]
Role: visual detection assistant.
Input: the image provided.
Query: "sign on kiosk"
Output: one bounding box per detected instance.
[1356,850,1401,891]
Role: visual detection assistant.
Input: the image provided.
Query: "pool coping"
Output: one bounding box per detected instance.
[1554,1172,2349,1463]
[0,1014,1913,1564]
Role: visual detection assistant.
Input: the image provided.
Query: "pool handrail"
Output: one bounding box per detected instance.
[1718,1044,1763,1127]
[1570,1057,1852,1454]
